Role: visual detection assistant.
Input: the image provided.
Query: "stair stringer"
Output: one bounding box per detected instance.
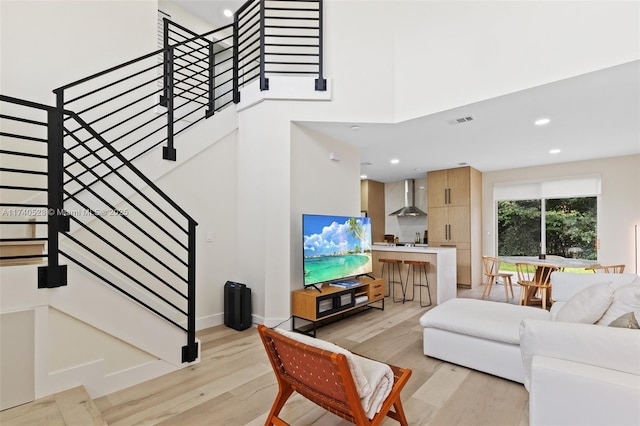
[0,264,189,402]
[39,264,198,399]
[48,259,197,367]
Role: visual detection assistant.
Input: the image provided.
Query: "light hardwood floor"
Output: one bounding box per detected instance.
[1,283,529,425]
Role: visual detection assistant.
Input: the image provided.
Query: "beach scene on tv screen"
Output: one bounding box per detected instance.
[303,215,372,285]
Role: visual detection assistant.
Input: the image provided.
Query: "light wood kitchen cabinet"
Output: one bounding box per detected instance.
[361,179,385,243]
[427,166,482,288]
[428,167,472,208]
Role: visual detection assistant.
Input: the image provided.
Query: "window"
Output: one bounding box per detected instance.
[494,177,600,260]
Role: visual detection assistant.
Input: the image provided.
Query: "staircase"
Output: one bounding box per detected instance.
[0,0,325,411]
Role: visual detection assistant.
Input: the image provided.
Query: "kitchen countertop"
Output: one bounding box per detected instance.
[371,244,456,253]
[371,243,457,303]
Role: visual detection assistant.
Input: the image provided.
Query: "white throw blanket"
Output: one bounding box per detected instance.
[275,328,394,418]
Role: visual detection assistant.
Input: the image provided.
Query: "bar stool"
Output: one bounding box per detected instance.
[378,258,404,303]
[404,260,432,307]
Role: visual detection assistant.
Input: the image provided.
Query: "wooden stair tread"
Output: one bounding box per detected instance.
[0,386,107,426]
[0,241,45,266]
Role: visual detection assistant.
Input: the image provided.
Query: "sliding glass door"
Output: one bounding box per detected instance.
[498,197,597,259]
[498,200,541,256]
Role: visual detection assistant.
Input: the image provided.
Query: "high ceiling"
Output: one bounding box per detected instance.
[300,61,640,182]
[170,1,640,183]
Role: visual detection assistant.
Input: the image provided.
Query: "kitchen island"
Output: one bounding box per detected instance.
[371,245,457,304]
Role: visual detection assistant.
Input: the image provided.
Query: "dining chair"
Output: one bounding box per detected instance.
[481,256,514,301]
[586,264,625,273]
[515,262,559,310]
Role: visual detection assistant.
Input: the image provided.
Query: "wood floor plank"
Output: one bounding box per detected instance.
[54,386,106,426]
[430,370,528,426]
[0,396,65,426]
[4,287,531,425]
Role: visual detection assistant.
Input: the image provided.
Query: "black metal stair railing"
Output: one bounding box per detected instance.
[1,0,327,364]
[54,20,235,197]
[0,94,198,361]
[59,109,199,362]
[0,95,51,266]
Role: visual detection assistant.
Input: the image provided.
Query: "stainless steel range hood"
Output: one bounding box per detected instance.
[389,179,427,217]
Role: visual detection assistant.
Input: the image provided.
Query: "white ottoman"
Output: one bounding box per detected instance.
[419,298,551,383]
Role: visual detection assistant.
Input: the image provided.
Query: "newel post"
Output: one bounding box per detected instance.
[38,89,68,288]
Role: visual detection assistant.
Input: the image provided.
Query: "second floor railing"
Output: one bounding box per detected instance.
[234,0,325,100]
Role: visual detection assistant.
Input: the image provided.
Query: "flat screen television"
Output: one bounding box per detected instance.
[302,214,373,288]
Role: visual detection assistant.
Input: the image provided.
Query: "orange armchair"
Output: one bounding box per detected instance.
[258,324,411,425]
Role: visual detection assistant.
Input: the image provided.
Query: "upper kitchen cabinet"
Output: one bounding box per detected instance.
[427,166,482,288]
[428,167,472,208]
[361,179,385,243]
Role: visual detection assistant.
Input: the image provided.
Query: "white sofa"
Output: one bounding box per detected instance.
[521,272,640,426]
[419,297,550,383]
[419,272,640,425]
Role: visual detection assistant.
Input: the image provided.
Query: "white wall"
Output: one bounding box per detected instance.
[0,0,156,105]
[158,0,214,35]
[482,155,640,272]
[151,131,238,328]
[291,123,361,292]
[233,97,359,325]
[391,0,640,122]
[238,0,639,324]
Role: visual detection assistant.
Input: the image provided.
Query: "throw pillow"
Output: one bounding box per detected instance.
[554,282,613,324]
[596,283,640,325]
[608,312,640,329]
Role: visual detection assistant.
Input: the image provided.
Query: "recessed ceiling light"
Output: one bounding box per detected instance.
[350,125,360,131]
[360,174,367,179]
[414,167,423,171]
[390,159,400,164]
[535,118,551,126]
[549,149,561,154]
[223,9,233,18]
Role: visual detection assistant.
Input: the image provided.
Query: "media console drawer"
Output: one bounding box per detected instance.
[291,277,385,336]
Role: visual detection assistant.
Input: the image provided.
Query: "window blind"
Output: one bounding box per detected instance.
[493,176,601,201]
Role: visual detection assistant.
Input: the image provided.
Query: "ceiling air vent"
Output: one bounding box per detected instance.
[448,115,475,125]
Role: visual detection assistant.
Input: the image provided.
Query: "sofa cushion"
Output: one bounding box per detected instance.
[554,283,613,324]
[596,281,640,325]
[419,298,551,345]
[551,272,639,302]
[608,312,640,329]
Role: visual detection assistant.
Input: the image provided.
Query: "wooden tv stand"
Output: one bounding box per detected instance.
[291,276,385,336]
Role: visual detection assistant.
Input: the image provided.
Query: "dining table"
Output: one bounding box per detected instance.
[498,256,600,307]
[498,255,599,270]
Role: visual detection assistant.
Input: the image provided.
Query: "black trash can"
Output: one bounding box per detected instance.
[224,281,252,331]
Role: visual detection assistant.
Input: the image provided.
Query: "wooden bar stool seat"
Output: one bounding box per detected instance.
[379,258,405,303]
[403,260,432,307]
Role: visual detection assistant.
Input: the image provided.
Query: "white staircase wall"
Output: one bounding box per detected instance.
[0,264,187,404]
[0,104,238,405]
